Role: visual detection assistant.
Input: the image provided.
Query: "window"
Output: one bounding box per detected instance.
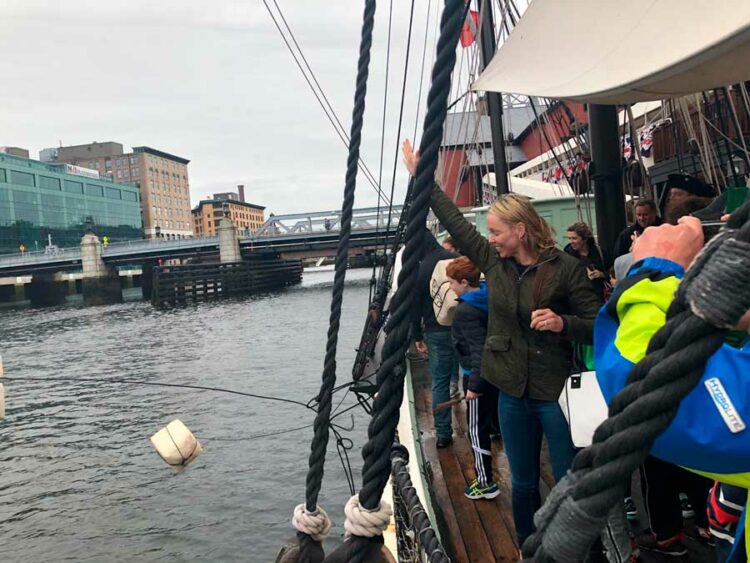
[130,157,137,165]
[133,167,140,177]
[105,159,111,169]
[39,175,61,190]
[86,184,104,197]
[106,187,121,200]
[152,206,156,216]
[11,170,35,187]
[122,191,138,202]
[116,170,122,179]
[13,190,37,204]
[64,180,84,194]
[0,169,5,183]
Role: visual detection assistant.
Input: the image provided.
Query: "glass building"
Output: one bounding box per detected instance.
[0,153,142,254]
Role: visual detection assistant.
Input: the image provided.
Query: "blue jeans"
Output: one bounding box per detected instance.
[425,330,459,440]
[498,391,576,545]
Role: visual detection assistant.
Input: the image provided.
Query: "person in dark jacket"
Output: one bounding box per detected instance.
[613,199,661,258]
[403,139,602,545]
[564,221,608,299]
[446,256,499,500]
[412,231,459,448]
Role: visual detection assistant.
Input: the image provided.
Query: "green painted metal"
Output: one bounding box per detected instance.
[472,196,598,248]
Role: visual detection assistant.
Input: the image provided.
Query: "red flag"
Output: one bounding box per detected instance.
[460,10,480,48]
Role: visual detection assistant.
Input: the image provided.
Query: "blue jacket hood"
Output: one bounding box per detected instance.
[459,281,488,312]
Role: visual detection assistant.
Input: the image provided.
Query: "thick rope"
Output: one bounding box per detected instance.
[293,505,333,542]
[390,443,449,562]
[298,1,376,560]
[346,1,466,561]
[344,495,393,538]
[523,200,750,562]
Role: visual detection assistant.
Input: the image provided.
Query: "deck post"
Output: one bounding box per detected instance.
[589,104,626,265]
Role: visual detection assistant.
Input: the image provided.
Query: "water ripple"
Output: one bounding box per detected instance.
[0,268,372,561]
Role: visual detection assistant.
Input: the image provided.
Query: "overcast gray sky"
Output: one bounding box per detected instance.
[0,0,449,215]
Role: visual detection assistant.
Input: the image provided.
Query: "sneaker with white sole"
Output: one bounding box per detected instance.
[464,479,500,500]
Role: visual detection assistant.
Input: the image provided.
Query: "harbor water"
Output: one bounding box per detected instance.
[0,267,375,562]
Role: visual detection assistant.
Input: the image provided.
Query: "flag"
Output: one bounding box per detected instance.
[460,10,480,48]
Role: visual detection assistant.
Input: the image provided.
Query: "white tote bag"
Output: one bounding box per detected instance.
[558,370,610,448]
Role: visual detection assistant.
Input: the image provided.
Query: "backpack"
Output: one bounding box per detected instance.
[430,258,458,326]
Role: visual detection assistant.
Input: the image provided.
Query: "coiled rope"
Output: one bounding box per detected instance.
[522,199,750,562]
[345,1,467,561]
[295,1,377,561]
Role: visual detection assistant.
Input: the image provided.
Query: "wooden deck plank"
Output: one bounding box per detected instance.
[410,358,519,562]
[438,445,497,562]
[449,418,519,561]
[411,358,471,563]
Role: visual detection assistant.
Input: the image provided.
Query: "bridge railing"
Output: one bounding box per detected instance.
[0,207,407,270]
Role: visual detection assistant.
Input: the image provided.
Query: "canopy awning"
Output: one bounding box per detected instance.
[472,0,750,104]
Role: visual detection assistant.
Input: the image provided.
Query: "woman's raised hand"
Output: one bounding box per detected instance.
[402,138,419,176]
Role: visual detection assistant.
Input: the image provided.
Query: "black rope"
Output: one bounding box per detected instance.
[3,376,310,409]
[391,442,449,562]
[522,200,750,562]
[346,1,467,561]
[299,1,377,560]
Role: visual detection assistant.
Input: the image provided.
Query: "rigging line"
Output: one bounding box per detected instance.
[529,98,575,191]
[412,0,432,143]
[378,0,394,192]
[267,0,388,200]
[3,376,312,410]
[267,0,384,198]
[415,0,441,145]
[441,46,476,204]
[261,0,389,205]
[384,0,418,241]
[371,0,395,299]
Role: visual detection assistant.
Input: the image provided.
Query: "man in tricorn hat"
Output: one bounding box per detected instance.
[664,173,716,224]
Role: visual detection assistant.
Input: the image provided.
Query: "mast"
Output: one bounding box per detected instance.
[589,104,626,265]
[478,0,509,195]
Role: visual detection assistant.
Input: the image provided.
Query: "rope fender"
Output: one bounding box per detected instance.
[523,200,750,562]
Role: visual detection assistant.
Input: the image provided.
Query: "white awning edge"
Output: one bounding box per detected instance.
[472,0,750,105]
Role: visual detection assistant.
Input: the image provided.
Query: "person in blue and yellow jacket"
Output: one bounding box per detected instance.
[594,216,750,561]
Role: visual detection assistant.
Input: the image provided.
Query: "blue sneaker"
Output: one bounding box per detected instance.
[464,479,500,500]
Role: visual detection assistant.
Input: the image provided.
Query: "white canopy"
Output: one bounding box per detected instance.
[483,173,573,200]
[472,0,750,104]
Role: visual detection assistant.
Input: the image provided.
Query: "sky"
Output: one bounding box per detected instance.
[0,0,447,215]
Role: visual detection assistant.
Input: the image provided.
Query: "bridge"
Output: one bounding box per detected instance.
[0,205,403,277]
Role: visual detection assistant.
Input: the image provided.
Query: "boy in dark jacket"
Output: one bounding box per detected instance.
[446,256,500,500]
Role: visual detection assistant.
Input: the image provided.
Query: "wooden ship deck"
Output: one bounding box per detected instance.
[407,356,716,563]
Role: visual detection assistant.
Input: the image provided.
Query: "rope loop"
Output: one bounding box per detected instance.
[292,504,333,542]
[343,495,393,538]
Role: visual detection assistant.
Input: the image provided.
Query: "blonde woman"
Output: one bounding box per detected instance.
[404,140,601,546]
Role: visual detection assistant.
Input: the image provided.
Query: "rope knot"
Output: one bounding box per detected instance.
[343,494,393,538]
[687,234,750,328]
[292,504,332,542]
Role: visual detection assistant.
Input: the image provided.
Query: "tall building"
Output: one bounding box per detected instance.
[46,142,192,239]
[192,186,265,236]
[0,152,142,254]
